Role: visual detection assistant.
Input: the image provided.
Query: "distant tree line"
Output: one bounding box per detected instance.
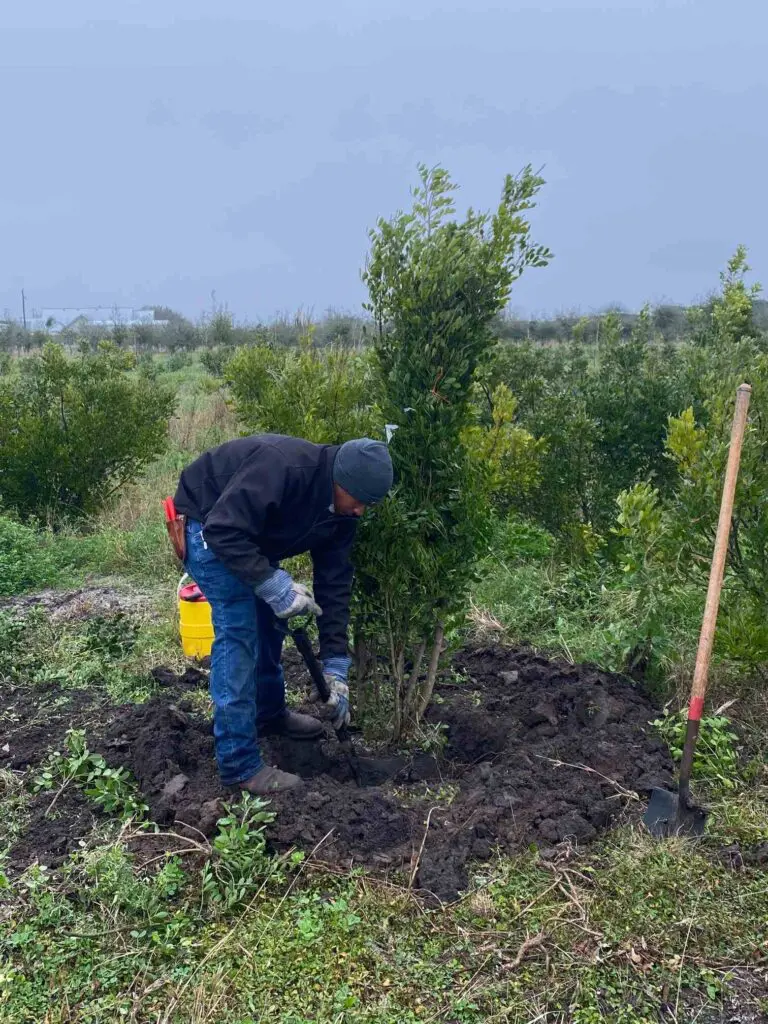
[0,308,369,357]
[3,299,768,359]
[495,300,768,344]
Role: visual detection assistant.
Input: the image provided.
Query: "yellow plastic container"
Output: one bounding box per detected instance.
[177,575,214,659]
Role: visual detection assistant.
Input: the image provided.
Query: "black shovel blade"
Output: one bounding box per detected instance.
[643,787,708,838]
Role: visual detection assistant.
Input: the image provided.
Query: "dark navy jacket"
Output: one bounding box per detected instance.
[174,434,356,659]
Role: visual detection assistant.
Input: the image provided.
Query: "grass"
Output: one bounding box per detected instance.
[472,549,696,678]
[2,823,767,1023]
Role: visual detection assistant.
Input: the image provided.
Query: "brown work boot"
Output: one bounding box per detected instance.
[258,709,323,740]
[238,765,303,795]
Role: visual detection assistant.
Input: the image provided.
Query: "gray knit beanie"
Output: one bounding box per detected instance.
[333,438,393,505]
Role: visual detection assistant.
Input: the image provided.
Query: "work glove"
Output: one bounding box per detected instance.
[311,656,351,730]
[311,675,350,731]
[275,582,323,620]
[255,570,322,620]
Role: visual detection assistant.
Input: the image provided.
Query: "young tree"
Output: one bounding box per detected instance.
[0,342,175,520]
[615,249,768,664]
[225,329,380,444]
[355,165,551,738]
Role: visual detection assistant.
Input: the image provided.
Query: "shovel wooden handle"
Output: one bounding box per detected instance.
[289,625,353,747]
[677,383,751,810]
[688,382,752,719]
[290,625,331,701]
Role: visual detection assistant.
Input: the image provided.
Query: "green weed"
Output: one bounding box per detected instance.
[0,517,62,597]
[653,708,742,791]
[201,794,299,913]
[33,728,147,820]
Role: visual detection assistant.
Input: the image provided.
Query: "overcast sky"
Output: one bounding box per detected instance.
[1,0,766,322]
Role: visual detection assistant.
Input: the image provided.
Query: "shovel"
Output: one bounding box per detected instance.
[644,383,752,838]
[286,622,363,786]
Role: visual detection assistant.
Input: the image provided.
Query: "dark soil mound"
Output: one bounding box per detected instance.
[7,788,97,873]
[5,645,676,901]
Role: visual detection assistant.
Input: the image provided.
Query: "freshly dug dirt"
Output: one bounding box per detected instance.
[7,788,98,873]
[0,682,105,771]
[5,645,677,901]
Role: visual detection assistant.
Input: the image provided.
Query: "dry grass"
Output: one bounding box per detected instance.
[169,388,235,453]
[99,379,236,534]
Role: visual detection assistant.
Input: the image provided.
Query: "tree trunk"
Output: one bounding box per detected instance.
[402,640,426,725]
[373,658,380,710]
[393,676,402,742]
[392,648,406,741]
[353,637,370,716]
[353,633,369,681]
[416,621,445,722]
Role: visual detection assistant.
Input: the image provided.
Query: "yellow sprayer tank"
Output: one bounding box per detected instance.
[178,575,214,659]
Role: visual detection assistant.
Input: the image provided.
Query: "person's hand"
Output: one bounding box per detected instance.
[255,570,322,619]
[274,582,322,620]
[310,674,350,731]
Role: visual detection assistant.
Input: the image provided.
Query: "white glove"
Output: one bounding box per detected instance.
[274,582,322,620]
[255,569,322,619]
[310,674,350,731]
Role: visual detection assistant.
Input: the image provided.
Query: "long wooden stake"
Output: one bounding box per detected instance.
[678,383,751,810]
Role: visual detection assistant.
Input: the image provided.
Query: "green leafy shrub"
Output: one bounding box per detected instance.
[226,330,380,443]
[166,350,192,372]
[136,351,159,378]
[462,382,544,513]
[495,310,692,547]
[199,346,230,377]
[613,250,768,669]
[492,515,554,562]
[0,342,175,520]
[587,310,690,534]
[355,164,551,737]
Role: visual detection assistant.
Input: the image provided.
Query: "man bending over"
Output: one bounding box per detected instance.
[173,434,393,794]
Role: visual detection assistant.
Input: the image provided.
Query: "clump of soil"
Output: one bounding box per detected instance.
[150,665,209,691]
[94,700,224,836]
[5,645,677,901]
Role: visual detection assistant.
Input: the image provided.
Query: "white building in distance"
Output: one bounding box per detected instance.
[26,307,167,334]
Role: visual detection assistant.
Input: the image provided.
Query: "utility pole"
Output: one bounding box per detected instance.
[21,288,27,329]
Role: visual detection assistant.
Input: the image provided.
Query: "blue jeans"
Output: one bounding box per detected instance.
[183,519,285,784]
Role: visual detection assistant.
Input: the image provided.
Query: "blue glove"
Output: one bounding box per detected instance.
[311,655,351,730]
